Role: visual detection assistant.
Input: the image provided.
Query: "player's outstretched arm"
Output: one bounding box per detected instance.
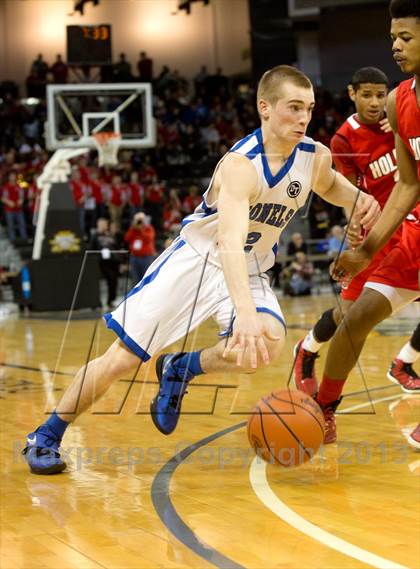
[311,142,381,231]
[217,153,280,368]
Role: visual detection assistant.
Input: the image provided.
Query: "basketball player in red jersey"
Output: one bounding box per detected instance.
[318,0,420,447]
[293,67,418,398]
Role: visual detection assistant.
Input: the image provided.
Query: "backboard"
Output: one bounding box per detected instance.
[46,83,155,150]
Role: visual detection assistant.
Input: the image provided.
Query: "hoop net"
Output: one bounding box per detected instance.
[92,132,121,166]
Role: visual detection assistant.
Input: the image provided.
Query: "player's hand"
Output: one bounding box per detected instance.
[355,194,381,231]
[329,247,371,282]
[379,117,392,133]
[222,312,281,368]
[344,222,363,249]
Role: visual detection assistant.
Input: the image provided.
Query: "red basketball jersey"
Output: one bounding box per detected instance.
[367,78,420,292]
[331,114,396,208]
[397,78,420,182]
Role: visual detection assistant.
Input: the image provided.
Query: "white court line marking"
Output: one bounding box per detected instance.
[249,394,410,569]
[341,394,403,413]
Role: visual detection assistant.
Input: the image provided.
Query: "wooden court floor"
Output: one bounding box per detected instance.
[1,294,419,569]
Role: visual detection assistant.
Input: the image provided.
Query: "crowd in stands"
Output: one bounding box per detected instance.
[0,51,352,299]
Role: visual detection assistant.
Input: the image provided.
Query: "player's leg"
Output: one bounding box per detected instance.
[151,274,286,435]
[388,321,420,392]
[317,279,420,443]
[294,258,388,395]
[151,311,286,436]
[23,339,141,474]
[317,287,392,443]
[55,340,140,419]
[23,237,192,474]
[312,234,420,444]
[294,300,353,395]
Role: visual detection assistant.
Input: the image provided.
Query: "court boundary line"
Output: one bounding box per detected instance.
[151,422,247,569]
[149,391,409,569]
[249,394,411,569]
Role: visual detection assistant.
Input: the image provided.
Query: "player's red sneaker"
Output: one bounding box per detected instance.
[408,424,420,450]
[387,358,420,393]
[315,397,342,444]
[293,339,319,397]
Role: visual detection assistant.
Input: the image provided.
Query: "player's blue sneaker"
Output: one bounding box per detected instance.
[22,426,67,475]
[150,353,195,435]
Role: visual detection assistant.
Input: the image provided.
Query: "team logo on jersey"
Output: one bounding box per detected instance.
[287,181,301,198]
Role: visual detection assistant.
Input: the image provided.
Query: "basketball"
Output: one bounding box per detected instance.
[247,389,325,467]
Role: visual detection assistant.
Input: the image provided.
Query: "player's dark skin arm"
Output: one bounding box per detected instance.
[331,89,420,279]
[362,89,420,253]
[324,88,420,382]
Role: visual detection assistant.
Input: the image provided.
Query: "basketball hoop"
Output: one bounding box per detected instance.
[92,132,121,166]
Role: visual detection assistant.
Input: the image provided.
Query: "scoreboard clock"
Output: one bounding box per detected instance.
[67,25,112,65]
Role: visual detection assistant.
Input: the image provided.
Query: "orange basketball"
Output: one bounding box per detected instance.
[247,389,325,467]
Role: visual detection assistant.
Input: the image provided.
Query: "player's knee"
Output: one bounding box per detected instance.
[101,340,140,379]
[337,309,369,344]
[265,329,286,362]
[339,292,390,342]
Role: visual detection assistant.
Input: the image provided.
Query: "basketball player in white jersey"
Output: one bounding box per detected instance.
[23,65,380,474]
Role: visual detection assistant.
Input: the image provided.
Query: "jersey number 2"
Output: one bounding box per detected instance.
[244,232,262,252]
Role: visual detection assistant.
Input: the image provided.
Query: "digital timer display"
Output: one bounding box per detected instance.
[67,25,112,65]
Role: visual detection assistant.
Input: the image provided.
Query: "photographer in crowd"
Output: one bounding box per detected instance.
[124,212,156,284]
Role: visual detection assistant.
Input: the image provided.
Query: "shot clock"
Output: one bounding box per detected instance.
[67,25,112,65]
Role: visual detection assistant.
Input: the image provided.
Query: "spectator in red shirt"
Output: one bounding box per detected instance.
[162,189,182,233]
[77,156,90,184]
[25,174,41,233]
[124,212,156,284]
[139,155,157,184]
[163,203,182,234]
[182,184,201,214]
[145,175,164,232]
[26,176,40,217]
[101,165,114,185]
[108,175,126,227]
[128,171,144,215]
[88,169,105,219]
[1,172,28,241]
[69,169,86,234]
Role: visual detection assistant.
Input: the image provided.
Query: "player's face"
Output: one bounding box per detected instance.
[350,83,388,124]
[262,82,315,144]
[391,17,420,75]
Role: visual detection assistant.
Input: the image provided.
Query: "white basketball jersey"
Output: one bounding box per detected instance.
[181,127,316,274]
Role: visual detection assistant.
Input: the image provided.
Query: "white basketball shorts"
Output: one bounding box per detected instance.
[103,237,286,361]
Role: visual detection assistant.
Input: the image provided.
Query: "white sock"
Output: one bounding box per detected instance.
[397,342,420,364]
[302,329,322,353]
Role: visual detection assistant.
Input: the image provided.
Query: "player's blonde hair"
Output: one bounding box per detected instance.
[257,65,312,105]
